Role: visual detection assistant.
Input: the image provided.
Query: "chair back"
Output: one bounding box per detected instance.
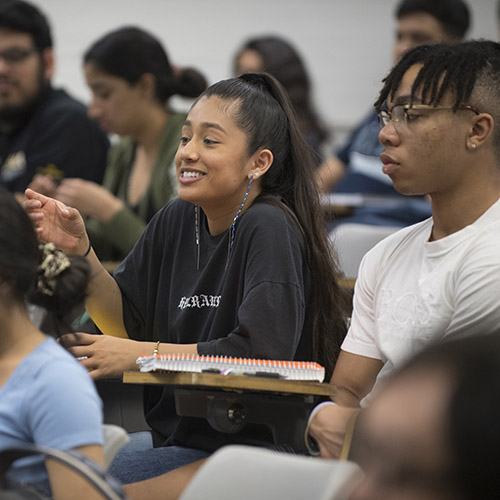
[180,445,363,500]
[0,445,126,500]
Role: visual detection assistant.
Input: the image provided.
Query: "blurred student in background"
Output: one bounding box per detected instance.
[351,333,500,500]
[49,26,207,261]
[317,0,470,229]
[234,35,329,165]
[0,186,104,499]
[0,0,109,201]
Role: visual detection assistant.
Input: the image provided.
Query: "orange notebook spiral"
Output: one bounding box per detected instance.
[136,353,325,382]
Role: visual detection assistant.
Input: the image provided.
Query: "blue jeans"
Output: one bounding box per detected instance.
[108,431,210,484]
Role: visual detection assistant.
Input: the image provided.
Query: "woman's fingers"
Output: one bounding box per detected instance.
[24,197,42,210]
[60,334,140,380]
[25,187,46,202]
[59,332,95,348]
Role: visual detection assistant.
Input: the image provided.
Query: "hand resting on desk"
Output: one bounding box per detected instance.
[60,332,144,380]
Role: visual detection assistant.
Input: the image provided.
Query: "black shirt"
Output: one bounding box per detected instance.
[114,197,313,451]
[0,87,109,192]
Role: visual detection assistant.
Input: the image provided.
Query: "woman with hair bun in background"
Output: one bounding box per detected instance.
[44,26,207,262]
[0,186,105,499]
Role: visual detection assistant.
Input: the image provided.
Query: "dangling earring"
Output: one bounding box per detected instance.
[194,205,200,270]
[225,174,253,269]
[229,174,253,250]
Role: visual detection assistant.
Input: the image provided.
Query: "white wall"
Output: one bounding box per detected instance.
[40,0,499,144]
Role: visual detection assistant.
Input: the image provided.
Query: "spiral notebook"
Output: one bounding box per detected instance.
[136,354,325,382]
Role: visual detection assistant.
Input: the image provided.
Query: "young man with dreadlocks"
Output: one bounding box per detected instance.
[308,40,500,460]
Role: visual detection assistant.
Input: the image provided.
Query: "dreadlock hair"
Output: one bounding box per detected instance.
[375,40,500,160]
[197,73,349,379]
[396,0,470,40]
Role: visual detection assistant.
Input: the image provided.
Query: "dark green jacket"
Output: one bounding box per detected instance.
[86,111,185,261]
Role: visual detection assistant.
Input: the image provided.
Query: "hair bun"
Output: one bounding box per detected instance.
[37,243,70,296]
[176,67,207,98]
[29,249,90,334]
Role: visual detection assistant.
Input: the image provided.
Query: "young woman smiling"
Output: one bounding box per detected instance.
[25,72,348,483]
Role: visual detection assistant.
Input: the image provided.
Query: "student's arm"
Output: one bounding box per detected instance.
[61,332,198,380]
[84,247,128,338]
[46,444,105,500]
[24,188,129,338]
[61,247,198,379]
[308,350,383,459]
[330,350,383,407]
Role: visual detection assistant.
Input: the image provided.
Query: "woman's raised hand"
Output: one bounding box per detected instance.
[24,188,89,254]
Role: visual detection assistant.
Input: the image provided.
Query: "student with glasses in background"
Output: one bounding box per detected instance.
[0,0,109,201]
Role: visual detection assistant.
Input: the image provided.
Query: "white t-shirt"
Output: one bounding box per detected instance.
[342,197,500,400]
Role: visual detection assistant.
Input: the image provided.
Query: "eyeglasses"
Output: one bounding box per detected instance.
[0,47,38,65]
[378,104,481,129]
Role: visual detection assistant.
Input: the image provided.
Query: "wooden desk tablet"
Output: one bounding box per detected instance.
[123,371,335,453]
